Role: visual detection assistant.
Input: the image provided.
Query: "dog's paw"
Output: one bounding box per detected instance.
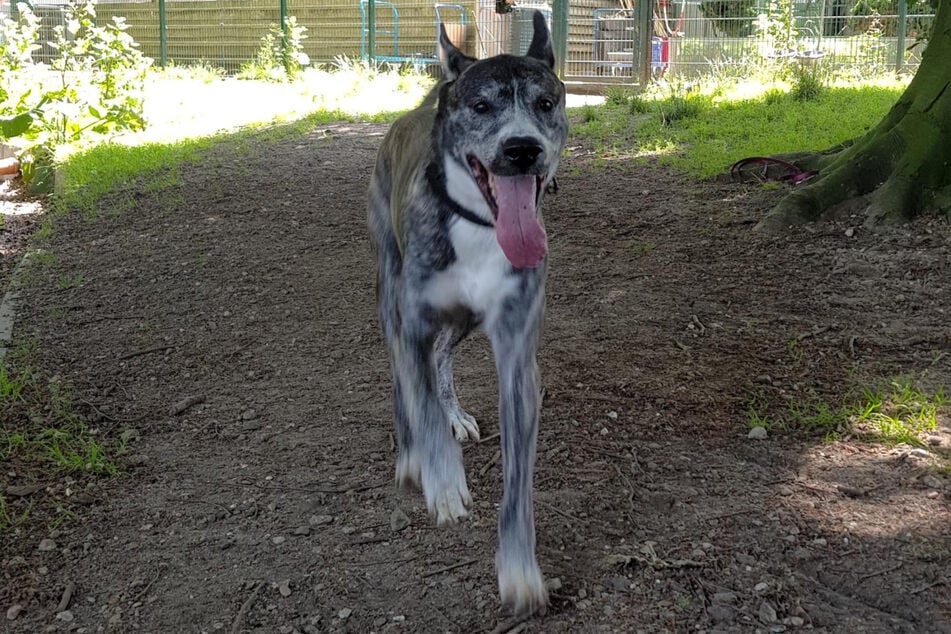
[497,556,548,616]
[447,408,480,442]
[395,451,421,491]
[422,460,471,525]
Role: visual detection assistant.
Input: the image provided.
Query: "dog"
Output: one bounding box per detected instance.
[366,11,568,615]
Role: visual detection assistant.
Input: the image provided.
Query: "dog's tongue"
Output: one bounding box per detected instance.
[493,174,546,269]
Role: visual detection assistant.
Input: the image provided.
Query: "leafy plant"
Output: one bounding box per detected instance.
[239,17,310,82]
[698,0,757,36]
[0,0,151,188]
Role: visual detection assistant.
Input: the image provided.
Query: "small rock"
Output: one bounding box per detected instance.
[55,610,74,622]
[241,410,257,421]
[606,411,618,420]
[577,588,587,600]
[390,507,410,532]
[38,539,57,552]
[708,604,735,624]
[293,526,311,536]
[748,426,768,440]
[278,579,291,597]
[844,227,855,238]
[758,601,778,623]
[6,604,23,620]
[309,515,334,526]
[392,615,406,622]
[786,616,805,627]
[812,538,827,546]
[337,607,352,619]
[754,582,769,593]
[922,474,943,489]
[711,591,737,604]
[606,575,628,593]
[545,577,562,592]
[272,536,286,545]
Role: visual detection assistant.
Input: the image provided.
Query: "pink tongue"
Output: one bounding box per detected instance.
[493,174,546,269]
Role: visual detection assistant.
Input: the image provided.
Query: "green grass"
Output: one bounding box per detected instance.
[577,75,907,177]
[776,379,947,445]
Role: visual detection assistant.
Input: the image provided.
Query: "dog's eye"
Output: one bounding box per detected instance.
[538,98,554,112]
[472,101,492,114]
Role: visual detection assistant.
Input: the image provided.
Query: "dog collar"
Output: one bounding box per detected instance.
[426,162,494,229]
[450,204,494,228]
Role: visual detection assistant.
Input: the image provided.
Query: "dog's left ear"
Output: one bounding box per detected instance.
[439,23,476,81]
[525,10,555,69]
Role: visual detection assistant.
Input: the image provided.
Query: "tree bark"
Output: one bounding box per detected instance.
[755,1,951,232]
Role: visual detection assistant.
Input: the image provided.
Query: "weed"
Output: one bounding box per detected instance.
[604,86,631,107]
[779,378,946,445]
[789,64,827,101]
[0,494,32,533]
[0,364,30,401]
[746,399,773,430]
[55,274,84,290]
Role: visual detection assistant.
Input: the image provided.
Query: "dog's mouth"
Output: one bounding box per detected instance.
[467,156,547,270]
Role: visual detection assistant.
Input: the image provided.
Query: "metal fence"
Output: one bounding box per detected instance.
[20,0,934,84]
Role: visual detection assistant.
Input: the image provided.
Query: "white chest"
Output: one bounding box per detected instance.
[423,221,518,323]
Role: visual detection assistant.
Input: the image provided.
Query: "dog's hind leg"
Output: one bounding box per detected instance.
[489,288,547,615]
[434,328,480,442]
[397,311,471,524]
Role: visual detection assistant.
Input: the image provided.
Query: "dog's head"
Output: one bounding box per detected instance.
[436,12,568,270]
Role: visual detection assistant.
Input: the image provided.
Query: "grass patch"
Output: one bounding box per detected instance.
[580,75,907,177]
[764,378,947,445]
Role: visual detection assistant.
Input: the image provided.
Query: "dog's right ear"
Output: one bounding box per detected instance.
[439,23,476,81]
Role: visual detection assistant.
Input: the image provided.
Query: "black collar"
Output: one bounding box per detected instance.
[426,161,494,228]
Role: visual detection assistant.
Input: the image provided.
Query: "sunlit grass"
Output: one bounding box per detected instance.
[573,72,910,177]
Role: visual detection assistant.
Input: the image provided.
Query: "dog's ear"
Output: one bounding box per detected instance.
[526,10,555,69]
[439,23,476,81]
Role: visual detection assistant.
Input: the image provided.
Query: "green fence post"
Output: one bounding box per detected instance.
[279,0,288,51]
[896,0,906,73]
[158,0,167,67]
[367,0,375,62]
[636,0,652,84]
[552,0,568,78]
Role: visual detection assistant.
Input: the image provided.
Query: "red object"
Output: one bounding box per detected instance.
[0,157,20,176]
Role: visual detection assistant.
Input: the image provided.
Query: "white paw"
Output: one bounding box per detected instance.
[422,459,472,525]
[395,451,421,491]
[497,555,548,616]
[447,408,480,442]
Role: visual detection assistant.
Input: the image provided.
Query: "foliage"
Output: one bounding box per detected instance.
[698,0,758,36]
[0,0,151,186]
[571,73,906,177]
[238,17,310,82]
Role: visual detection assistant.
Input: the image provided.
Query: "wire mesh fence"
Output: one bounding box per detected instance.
[15,0,935,83]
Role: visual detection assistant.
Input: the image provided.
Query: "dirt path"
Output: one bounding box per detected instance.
[2,122,950,633]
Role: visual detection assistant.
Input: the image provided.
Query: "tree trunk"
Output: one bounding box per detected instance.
[755,1,951,232]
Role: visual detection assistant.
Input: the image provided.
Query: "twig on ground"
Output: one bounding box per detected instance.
[131,569,162,604]
[703,508,757,521]
[168,395,205,416]
[56,581,75,612]
[910,577,949,595]
[479,450,501,477]
[859,561,903,580]
[118,345,176,361]
[230,581,263,634]
[421,558,479,578]
[489,612,534,634]
[537,499,589,525]
[464,431,501,452]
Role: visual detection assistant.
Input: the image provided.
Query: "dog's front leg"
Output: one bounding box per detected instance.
[395,309,472,524]
[489,289,547,615]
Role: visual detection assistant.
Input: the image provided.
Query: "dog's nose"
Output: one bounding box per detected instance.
[503,137,544,171]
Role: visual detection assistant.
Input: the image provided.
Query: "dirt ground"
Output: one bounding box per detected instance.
[1,121,950,633]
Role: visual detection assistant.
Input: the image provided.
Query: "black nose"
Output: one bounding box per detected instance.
[503,137,544,171]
